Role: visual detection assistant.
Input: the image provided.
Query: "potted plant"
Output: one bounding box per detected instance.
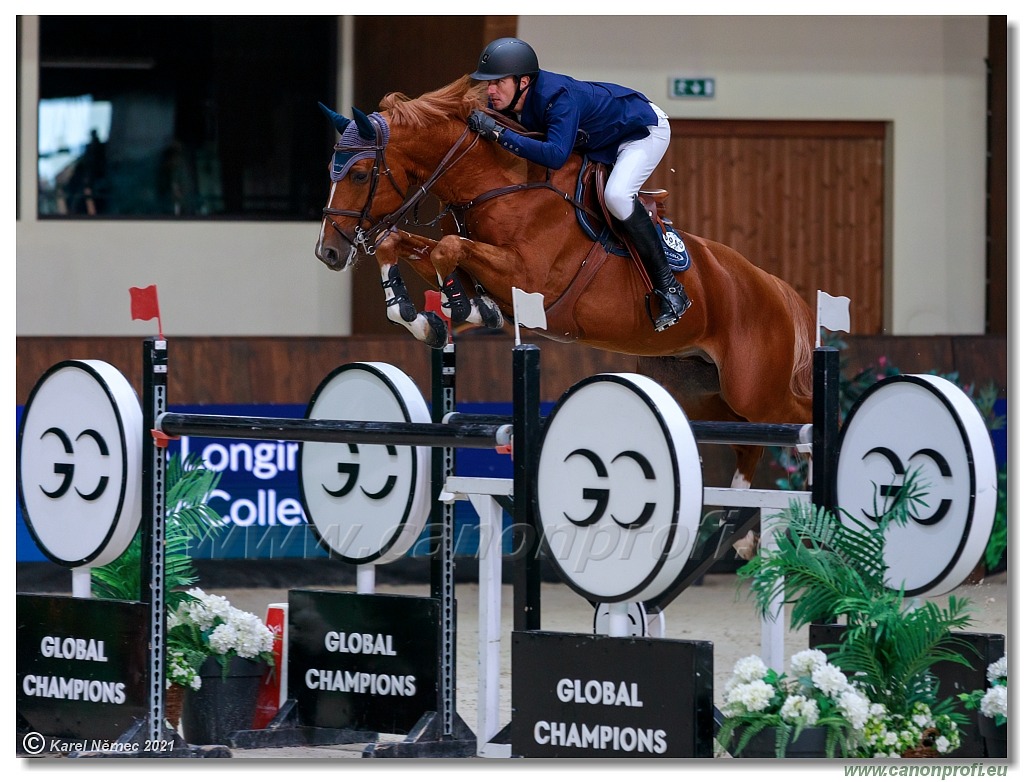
[734,474,976,758]
[717,649,871,757]
[170,587,275,745]
[958,654,1007,757]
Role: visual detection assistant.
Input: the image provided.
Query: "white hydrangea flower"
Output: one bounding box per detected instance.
[810,662,849,697]
[790,649,828,677]
[230,609,274,657]
[183,587,232,630]
[981,684,1007,719]
[988,656,1007,684]
[780,694,820,725]
[734,680,775,712]
[837,689,870,730]
[733,655,769,684]
[208,622,240,655]
[935,736,951,754]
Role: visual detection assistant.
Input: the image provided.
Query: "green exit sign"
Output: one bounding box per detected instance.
[670,77,715,98]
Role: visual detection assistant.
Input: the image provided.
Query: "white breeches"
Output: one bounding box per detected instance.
[604,102,671,221]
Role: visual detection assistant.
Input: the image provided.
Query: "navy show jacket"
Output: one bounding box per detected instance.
[496,70,657,167]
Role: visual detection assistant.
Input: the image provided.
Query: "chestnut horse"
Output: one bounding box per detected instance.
[314,76,816,494]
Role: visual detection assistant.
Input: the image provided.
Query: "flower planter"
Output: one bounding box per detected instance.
[729,726,829,758]
[165,682,186,731]
[978,715,1007,758]
[181,656,268,746]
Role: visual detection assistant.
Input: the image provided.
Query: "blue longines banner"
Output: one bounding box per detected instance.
[16,402,523,563]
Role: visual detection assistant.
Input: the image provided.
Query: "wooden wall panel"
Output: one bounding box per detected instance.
[18,334,1004,407]
[650,120,886,334]
[987,16,1008,335]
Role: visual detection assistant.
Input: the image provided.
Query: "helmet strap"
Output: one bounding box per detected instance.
[509,75,532,113]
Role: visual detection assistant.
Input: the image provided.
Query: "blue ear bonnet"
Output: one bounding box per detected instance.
[320,103,391,182]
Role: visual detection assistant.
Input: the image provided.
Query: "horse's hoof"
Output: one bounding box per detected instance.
[422,311,449,349]
[399,300,419,323]
[732,531,760,560]
[475,297,504,329]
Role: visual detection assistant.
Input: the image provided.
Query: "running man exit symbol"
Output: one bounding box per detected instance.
[670,78,715,98]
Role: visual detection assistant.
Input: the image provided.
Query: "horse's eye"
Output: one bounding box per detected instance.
[351,170,370,185]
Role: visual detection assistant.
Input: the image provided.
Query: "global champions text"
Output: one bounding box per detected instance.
[303,631,416,697]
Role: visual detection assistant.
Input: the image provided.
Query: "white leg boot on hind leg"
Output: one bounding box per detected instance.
[729,470,760,560]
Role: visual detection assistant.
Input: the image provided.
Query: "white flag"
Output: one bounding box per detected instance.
[512,287,547,330]
[817,291,851,334]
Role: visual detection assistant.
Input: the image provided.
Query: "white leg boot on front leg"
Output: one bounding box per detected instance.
[381,263,447,348]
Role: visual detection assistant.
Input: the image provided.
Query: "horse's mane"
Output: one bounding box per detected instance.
[379,75,487,129]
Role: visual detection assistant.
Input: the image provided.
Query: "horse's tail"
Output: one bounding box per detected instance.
[775,278,815,401]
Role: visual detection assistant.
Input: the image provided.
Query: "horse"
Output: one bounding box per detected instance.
[314,75,816,507]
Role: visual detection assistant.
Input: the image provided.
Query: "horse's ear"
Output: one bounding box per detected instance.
[318,102,351,134]
[352,107,376,141]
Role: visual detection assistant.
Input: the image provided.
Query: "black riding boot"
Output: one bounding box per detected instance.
[621,199,691,332]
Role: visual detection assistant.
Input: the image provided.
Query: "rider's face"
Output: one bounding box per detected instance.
[487,76,529,112]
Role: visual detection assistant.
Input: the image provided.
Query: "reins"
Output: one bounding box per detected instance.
[322,111,603,252]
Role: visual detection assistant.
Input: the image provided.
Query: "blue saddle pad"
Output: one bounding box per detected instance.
[661,221,691,272]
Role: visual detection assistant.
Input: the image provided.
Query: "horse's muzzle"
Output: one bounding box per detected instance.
[315,240,355,272]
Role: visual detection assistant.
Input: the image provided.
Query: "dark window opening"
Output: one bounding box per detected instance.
[38,16,336,220]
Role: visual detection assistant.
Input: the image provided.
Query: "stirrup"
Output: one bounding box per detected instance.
[652,287,691,332]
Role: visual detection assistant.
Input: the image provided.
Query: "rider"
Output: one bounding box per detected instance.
[467,37,691,332]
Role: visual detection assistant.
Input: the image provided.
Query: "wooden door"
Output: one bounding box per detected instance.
[651,120,887,334]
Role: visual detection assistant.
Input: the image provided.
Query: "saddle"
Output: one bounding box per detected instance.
[577,159,691,273]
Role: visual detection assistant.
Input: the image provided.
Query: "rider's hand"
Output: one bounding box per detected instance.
[468,110,503,142]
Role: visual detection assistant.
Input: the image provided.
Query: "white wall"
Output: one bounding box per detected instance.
[15,15,993,337]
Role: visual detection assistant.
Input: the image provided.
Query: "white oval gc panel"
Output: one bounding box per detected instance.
[17,361,143,567]
[299,363,431,564]
[835,374,997,596]
[535,373,702,604]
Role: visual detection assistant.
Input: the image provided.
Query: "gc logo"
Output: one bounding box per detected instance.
[323,443,399,501]
[561,448,657,529]
[299,363,431,565]
[38,427,111,501]
[17,361,142,568]
[860,446,951,525]
[536,374,703,604]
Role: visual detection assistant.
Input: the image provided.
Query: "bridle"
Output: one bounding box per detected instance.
[321,111,603,255]
[321,113,481,256]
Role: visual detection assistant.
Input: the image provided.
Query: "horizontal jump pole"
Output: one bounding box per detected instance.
[443,412,812,448]
[156,412,512,449]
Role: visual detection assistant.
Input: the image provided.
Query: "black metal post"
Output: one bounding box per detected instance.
[141,338,168,743]
[512,344,542,632]
[430,342,457,738]
[811,346,840,514]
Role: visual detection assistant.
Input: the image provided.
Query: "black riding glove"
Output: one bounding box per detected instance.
[468,110,503,142]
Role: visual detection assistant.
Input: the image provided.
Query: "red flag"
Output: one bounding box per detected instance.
[129,285,163,337]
